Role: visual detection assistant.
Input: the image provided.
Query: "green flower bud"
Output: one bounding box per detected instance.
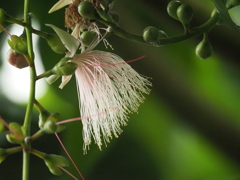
[80,31,97,47]
[109,11,119,24]
[167,1,182,20]
[143,26,159,43]
[39,111,65,133]
[195,35,213,59]
[0,8,11,33]
[158,30,168,39]
[44,154,69,175]
[226,0,240,8]
[8,35,28,55]
[51,57,77,76]
[6,122,25,144]
[46,34,67,54]
[0,148,8,163]
[78,1,98,20]
[177,4,193,27]
[7,49,29,69]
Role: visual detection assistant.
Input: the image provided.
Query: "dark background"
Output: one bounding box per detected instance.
[1,0,240,179]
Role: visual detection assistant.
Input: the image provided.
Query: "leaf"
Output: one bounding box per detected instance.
[211,0,240,33]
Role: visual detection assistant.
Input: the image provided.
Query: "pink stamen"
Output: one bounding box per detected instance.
[0,24,17,42]
[78,55,146,68]
[55,133,85,180]
[58,166,79,180]
[0,116,18,136]
[56,104,124,125]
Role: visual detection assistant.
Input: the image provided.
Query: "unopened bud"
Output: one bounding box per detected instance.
[78,1,98,19]
[143,26,159,43]
[177,4,193,27]
[6,122,24,144]
[8,35,28,55]
[51,57,77,76]
[44,154,69,175]
[7,49,29,69]
[167,1,182,20]
[195,35,213,59]
[39,111,65,133]
[80,31,97,47]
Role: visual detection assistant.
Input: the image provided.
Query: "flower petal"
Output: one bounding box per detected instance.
[59,75,73,89]
[49,0,72,13]
[46,24,80,57]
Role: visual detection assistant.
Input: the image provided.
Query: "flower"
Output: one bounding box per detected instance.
[47,1,151,152]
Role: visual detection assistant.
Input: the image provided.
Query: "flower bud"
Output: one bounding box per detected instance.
[0,148,8,163]
[177,4,193,27]
[39,111,65,133]
[46,34,67,54]
[51,57,77,76]
[78,1,98,20]
[44,154,69,175]
[0,8,11,33]
[8,35,28,55]
[80,31,97,47]
[195,35,213,59]
[143,26,159,43]
[7,49,29,69]
[6,122,24,144]
[167,1,182,20]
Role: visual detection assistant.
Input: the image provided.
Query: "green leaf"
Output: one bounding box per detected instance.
[211,0,240,33]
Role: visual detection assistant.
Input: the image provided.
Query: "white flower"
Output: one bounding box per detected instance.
[47,22,151,153]
[71,50,151,152]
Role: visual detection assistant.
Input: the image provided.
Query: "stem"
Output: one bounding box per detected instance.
[22,0,36,179]
[97,10,219,46]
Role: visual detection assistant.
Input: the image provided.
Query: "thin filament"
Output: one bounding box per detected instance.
[55,133,85,180]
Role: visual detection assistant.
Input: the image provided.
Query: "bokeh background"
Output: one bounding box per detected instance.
[1,0,240,179]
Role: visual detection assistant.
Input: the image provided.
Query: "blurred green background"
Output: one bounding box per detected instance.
[1,0,240,179]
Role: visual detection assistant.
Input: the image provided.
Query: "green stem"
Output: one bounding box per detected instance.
[36,70,53,80]
[97,10,219,46]
[22,0,36,179]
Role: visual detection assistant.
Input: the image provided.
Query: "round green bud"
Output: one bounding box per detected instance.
[158,30,168,39]
[109,11,119,24]
[195,38,213,59]
[177,4,193,27]
[80,31,97,47]
[167,1,182,20]
[78,1,98,19]
[6,122,24,144]
[143,26,159,43]
[46,34,66,54]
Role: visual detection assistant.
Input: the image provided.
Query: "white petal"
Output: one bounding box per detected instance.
[49,0,72,13]
[59,75,73,89]
[46,24,80,57]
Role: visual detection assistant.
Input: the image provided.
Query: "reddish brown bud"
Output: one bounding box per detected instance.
[7,49,29,69]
